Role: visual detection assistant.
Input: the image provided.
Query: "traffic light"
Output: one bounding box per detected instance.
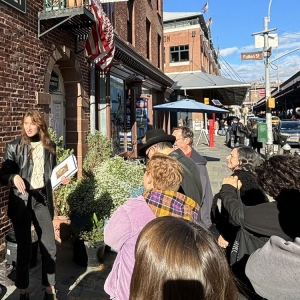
[267,97,275,108]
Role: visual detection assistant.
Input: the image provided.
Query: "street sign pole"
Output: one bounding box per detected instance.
[251,0,277,158]
[264,16,273,147]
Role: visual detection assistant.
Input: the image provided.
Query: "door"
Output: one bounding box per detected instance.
[49,94,65,146]
[49,66,65,146]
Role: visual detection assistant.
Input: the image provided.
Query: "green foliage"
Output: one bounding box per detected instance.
[53,180,77,216]
[83,131,112,175]
[48,127,75,216]
[48,127,73,163]
[59,131,144,243]
[93,156,144,216]
[68,176,114,219]
[79,213,104,247]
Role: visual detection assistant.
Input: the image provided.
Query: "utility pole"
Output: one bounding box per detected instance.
[252,0,277,156]
[263,16,273,146]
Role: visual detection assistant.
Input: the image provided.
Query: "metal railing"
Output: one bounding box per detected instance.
[44,0,91,11]
[163,18,200,30]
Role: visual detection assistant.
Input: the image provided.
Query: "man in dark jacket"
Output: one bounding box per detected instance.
[139,129,203,218]
[172,127,213,228]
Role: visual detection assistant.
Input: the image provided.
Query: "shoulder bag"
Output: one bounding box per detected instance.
[230,190,270,267]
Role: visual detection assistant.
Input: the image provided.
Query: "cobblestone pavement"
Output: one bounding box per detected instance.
[2,135,233,300]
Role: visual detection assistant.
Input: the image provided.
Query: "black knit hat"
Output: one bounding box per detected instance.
[138,129,175,157]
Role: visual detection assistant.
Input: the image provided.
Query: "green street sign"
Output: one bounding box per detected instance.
[258,122,268,143]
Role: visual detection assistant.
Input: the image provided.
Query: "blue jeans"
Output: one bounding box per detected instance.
[12,196,56,289]
[221,127,226,136]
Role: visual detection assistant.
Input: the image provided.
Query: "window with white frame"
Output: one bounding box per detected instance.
[170,45,189,62]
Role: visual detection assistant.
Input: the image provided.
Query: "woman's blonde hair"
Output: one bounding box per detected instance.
[130,216,239,300]
[21,110,55,154]
[146,153,183,191]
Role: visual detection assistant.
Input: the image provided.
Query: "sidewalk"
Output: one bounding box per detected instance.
[2,135,232,300]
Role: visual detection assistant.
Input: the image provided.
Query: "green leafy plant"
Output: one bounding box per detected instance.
[48,127,75,216]
[83,130,112,175]
[79,213,104,247]
[93,156,145,216]
[67,176,113,219]
[48,127,73,163]
[66,132,144,244]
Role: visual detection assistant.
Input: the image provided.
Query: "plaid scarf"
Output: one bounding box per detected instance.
[143,189,199,221]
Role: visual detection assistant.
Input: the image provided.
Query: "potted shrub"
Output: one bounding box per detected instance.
[73,213,106,267]
[68,131,144,264]
[68,176,113,267]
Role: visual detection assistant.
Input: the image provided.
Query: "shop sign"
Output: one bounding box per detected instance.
[0,0,26,13]
[49,71,59,93]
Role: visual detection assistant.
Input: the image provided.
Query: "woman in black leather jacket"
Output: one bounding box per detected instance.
[0,110,69,300]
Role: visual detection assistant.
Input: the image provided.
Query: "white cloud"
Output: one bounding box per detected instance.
[219,47,238,57]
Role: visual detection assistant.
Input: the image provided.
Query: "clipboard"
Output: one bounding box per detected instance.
[51,154,78,190]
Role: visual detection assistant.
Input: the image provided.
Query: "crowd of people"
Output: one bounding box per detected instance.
[1,112,300,300]
[103,126,300,300]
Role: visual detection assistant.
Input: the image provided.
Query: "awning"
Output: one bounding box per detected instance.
[166,71,250,106]
[254,71,300,111]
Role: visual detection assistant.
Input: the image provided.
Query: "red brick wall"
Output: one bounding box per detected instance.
[0,1,90,244]
[114,0,163,71]
[163,27,219,75]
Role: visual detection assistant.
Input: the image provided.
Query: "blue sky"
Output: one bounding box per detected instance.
[163,0,300,83]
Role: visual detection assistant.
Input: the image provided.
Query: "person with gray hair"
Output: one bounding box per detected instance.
[172,126,213,228]
[211,146,268,249]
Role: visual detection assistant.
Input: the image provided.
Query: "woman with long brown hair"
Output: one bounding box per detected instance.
[0,110,69,300]
[130,216,239,300]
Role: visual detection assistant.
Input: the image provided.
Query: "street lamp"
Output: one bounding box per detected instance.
[252,0,277,157]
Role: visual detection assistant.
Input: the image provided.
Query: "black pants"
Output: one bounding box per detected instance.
[11,195,56,289]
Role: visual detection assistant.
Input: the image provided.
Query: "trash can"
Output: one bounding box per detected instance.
[5,232,38,268]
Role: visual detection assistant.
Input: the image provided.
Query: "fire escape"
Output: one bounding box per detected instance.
[38,0,94,52]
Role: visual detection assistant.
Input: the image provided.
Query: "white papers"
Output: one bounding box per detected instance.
[51,154,78,190]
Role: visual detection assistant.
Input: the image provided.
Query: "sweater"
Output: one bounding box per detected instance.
[246,236,300,300]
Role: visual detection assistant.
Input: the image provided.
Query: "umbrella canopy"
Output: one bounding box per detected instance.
[153,99,229,113]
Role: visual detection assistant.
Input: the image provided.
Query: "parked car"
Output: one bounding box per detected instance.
[248,117,266,123]
[273,120,300,145]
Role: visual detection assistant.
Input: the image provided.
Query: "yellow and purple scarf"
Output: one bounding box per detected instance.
[143,189,199,221]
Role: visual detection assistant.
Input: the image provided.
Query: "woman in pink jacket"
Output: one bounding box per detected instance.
[104,153,200,300]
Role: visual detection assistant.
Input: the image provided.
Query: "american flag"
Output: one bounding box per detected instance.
[206,17,212,27]
[85,0,115,72]
[202,2,208,13]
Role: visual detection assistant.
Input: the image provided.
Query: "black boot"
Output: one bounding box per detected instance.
[19,293,29,300]
[43,291,58,300]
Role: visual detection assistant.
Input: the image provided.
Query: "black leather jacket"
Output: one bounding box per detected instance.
[0,137,56,222]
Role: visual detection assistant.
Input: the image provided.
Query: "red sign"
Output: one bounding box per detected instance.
[241,52,264,60]
[259,89,266,96]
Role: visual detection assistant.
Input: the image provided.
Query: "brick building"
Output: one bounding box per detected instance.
[163,12,219,75]
[161,12,249,127]
[0,0,172,245]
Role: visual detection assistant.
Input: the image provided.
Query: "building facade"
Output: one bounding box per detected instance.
[163,12,220,75]
[0,0,172,245]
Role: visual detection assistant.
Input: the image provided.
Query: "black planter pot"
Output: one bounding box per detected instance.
[73,239,105,267]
